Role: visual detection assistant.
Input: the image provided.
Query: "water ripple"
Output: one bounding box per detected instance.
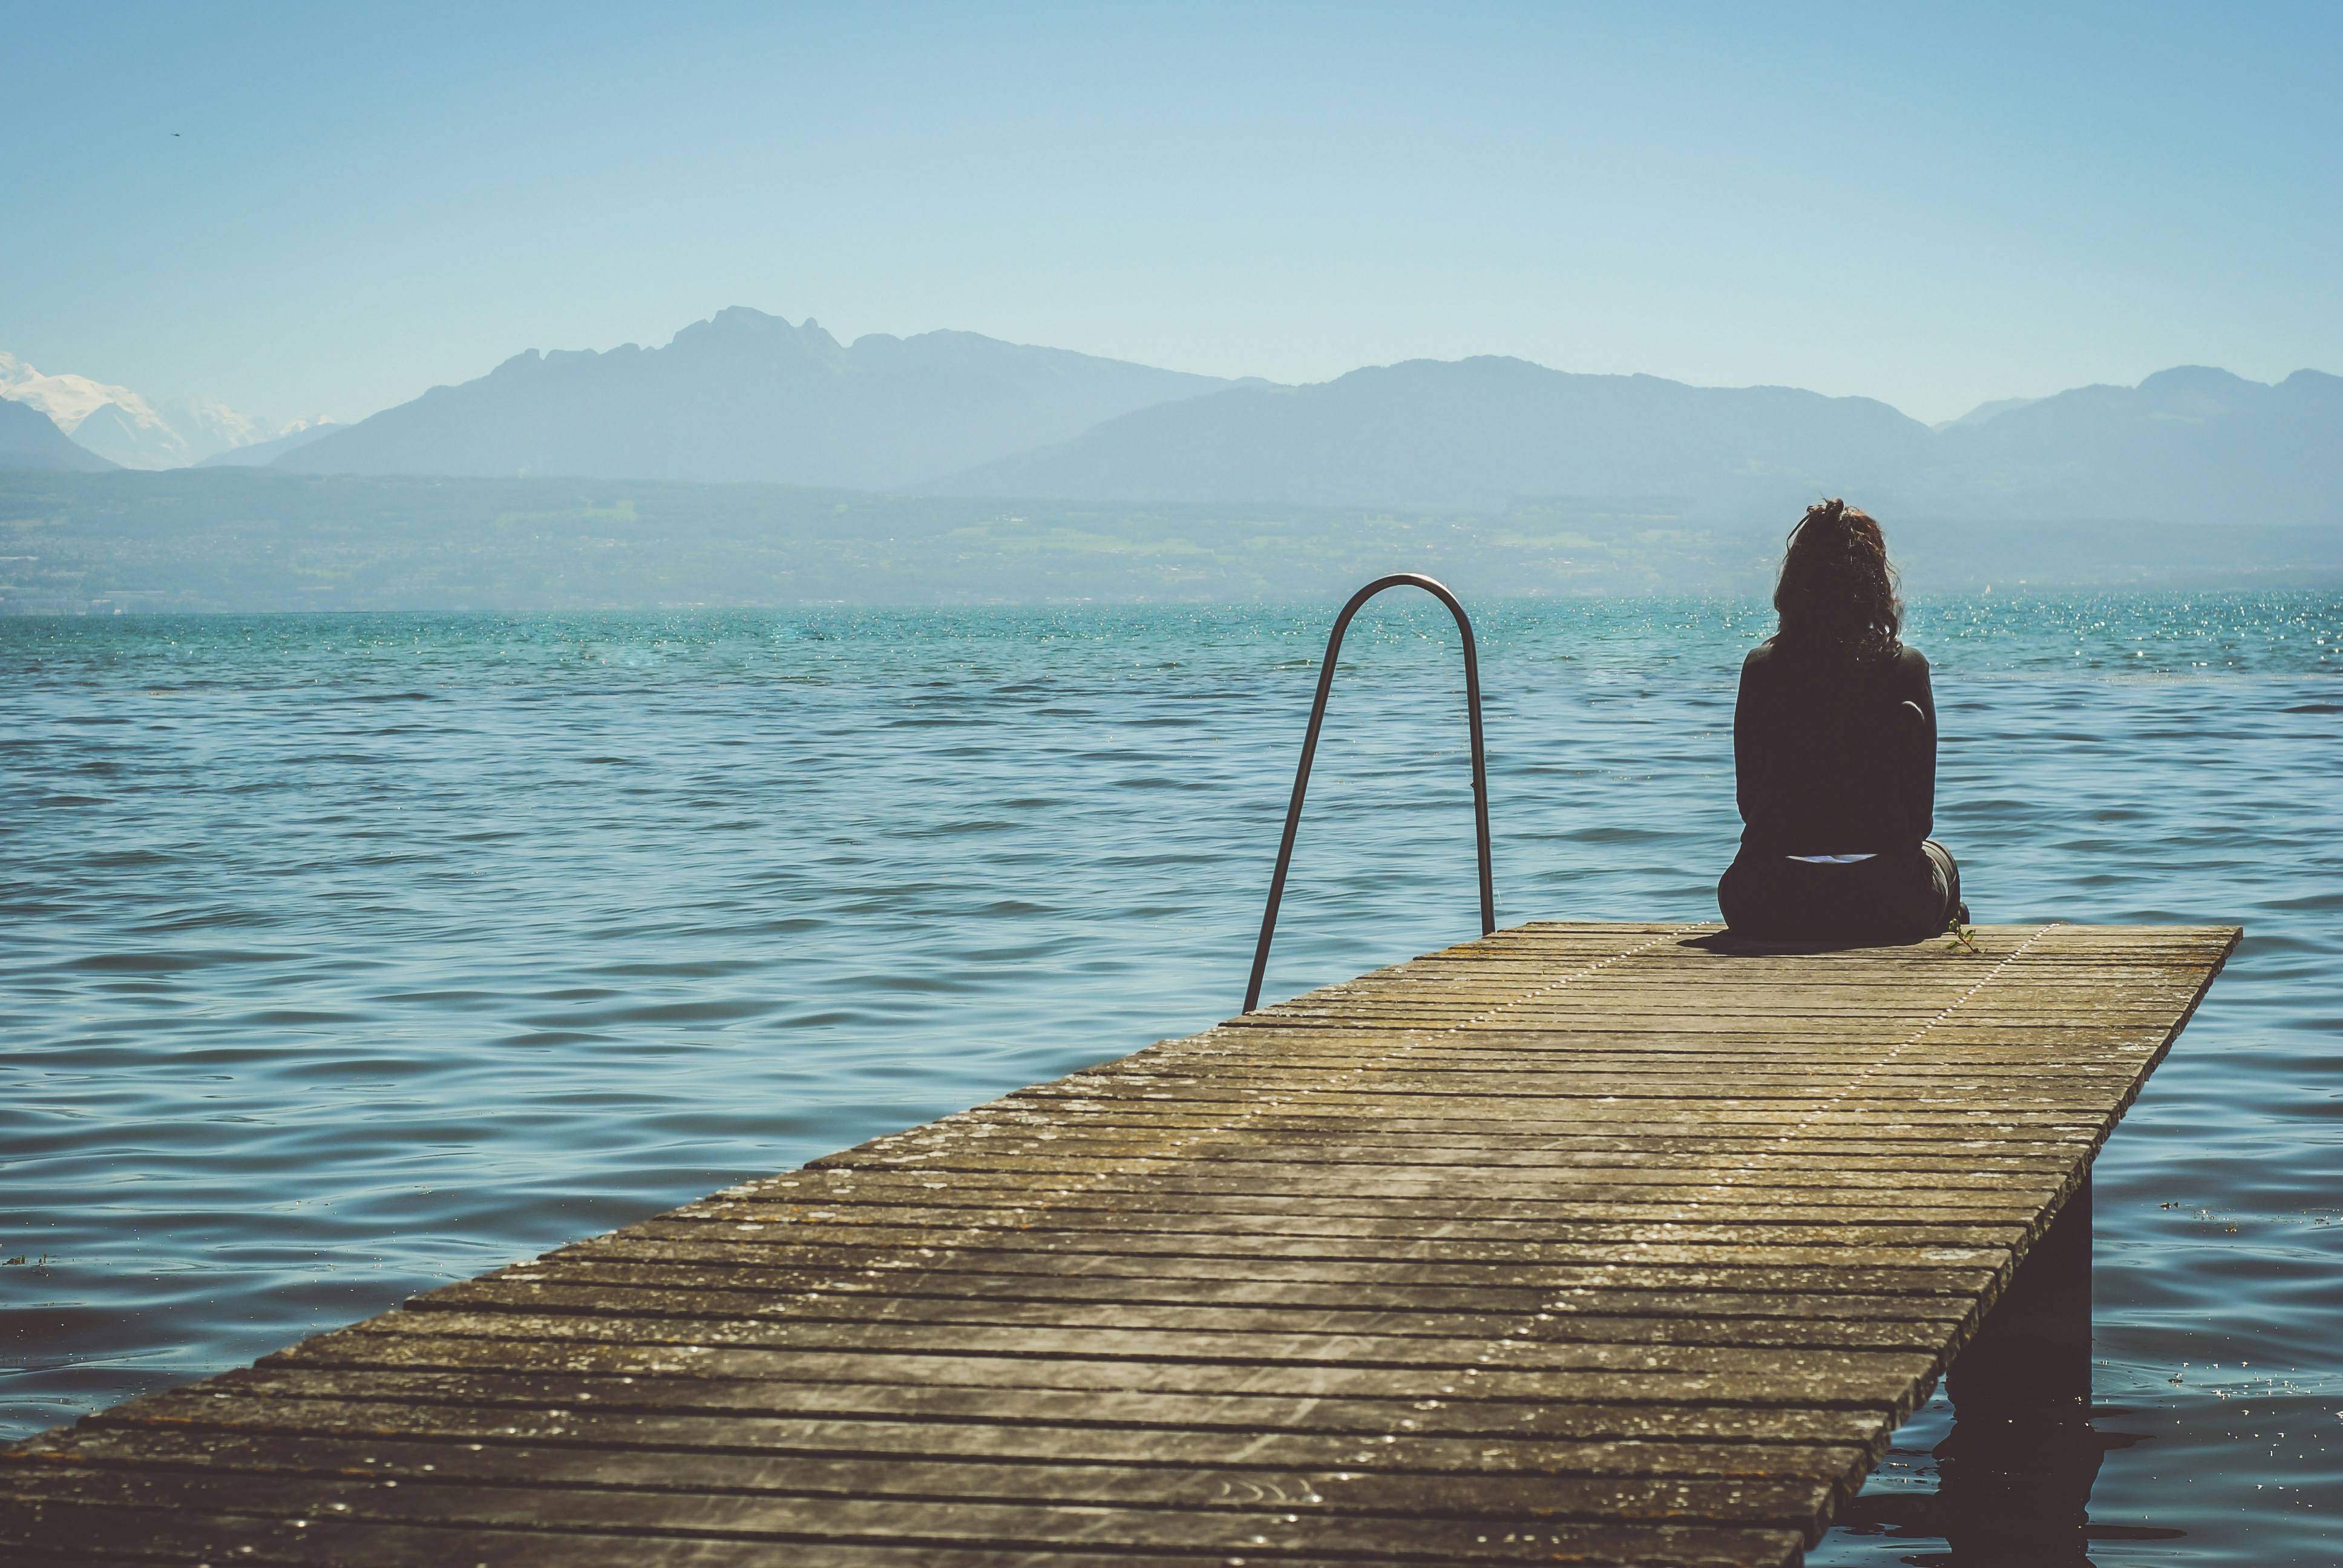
[2,594,2339,1561]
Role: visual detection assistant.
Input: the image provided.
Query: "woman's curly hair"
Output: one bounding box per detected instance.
[1772,498,1902,664]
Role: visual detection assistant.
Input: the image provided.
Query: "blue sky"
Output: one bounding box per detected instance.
[5,2,2336,426]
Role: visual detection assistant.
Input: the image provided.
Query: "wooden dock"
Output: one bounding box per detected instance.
[3,921,2237,1567]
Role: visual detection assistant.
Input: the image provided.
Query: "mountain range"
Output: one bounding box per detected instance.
[278,308,1236,489]
[946,357,1932,515]
[951,359,2342,523]
[278,310,2339,523]
[5,311,2336,524]
[0,351,330,469]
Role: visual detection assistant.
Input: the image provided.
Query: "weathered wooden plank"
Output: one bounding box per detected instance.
[686,1188,2062,1219]
[585,1236,2033,1284]
[457,1262,1988,1323]
[2,1467,1807,1563]
[134,1365,1900,1445]
[0,1504,1539,1568]
[402,1284,1966,1354]
[261,1333,1948,1415]
[631,1201,2055,1241]
[19,1428,1852,1535]
[0,920,2235,1565]
[306,1309,1952,1383]
[547,1240,2004,1297]
[62,1396,1872,1481]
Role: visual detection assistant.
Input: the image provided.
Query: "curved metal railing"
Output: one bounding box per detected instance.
[1243,573,1493,1013]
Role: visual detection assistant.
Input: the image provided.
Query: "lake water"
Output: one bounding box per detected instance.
[4,594,2338,1564]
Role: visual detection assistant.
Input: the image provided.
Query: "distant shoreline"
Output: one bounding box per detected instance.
[2,471,2338,616]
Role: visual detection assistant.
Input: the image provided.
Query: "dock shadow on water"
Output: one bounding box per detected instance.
[1823,1393,2180,1567]
[3,591,2340,1562]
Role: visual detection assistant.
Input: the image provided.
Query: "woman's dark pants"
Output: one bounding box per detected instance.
[1717,841,1962,944]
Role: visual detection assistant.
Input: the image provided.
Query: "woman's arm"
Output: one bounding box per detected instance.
[1901,648,1938,844]
[1734,648,1768,840]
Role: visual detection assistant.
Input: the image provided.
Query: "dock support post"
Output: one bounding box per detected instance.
[1948,1172,2092,1415]
[1936,1172,2101,1561]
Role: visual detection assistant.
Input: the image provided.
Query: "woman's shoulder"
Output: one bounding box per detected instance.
[1742,636,1928,681]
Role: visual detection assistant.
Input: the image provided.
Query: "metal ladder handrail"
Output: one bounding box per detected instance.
[1244,573,1493,1013]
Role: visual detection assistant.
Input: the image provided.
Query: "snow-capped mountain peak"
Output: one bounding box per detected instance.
[0,351,310,468]
[0,350,186,466]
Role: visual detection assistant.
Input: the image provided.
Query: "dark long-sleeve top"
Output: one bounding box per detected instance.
[1733,637,1936,855]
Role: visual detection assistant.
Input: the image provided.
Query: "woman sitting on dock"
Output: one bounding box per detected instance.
[1719,498,1967,942]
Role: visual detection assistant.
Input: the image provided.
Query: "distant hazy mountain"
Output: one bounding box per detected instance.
[939,357,1936,515]
[280,307,1236,488]
[1932,396,2039,432]
[0,396,117,471]
[1922,366,2341,523]
[196,421,341,467]
[939,359,2338,523]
